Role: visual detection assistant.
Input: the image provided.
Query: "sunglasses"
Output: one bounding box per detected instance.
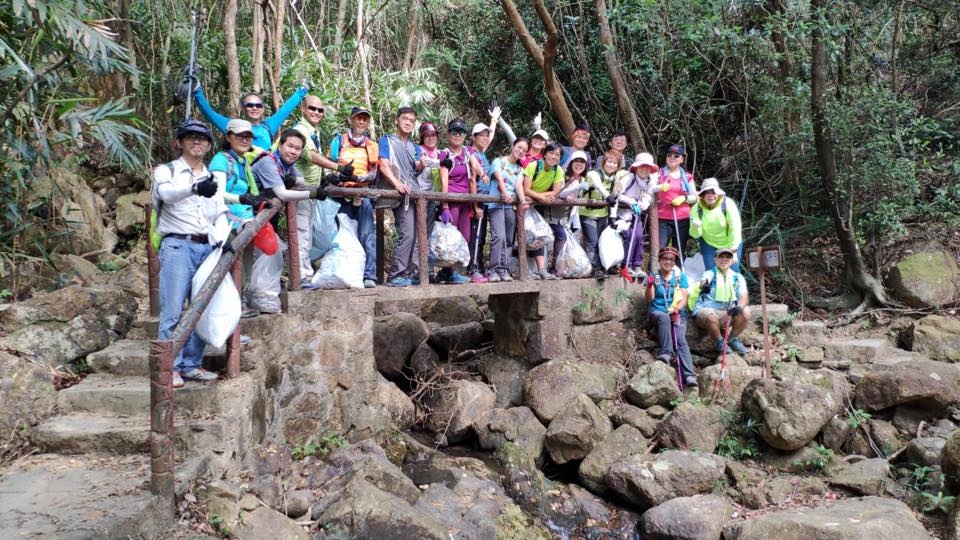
[666,153,682,158]
[449,130,466,136]
[243,102,264,109]
[307,106,324,113]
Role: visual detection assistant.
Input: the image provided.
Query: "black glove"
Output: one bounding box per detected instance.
[220,238,235,254]
[239,193,272,210]
[313,186,328,201]
[727,305,743,318]
[337,160,355,178]
[605,194,618,206]
[338,173,359,185]
[439,157,453,170]
[321,172,340,187]
[283,172,298,189]
[700,280,712,295]
[192,176,218,198]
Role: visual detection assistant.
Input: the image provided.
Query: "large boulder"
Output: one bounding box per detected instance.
[420,296,484,326]
[544,394,613,464]
[569,320,637,363]
[474,406,546,463]
[912,315,960,363]
[624,362,680,408]
[234,506,308,540]
[0,351,57,448]
[0,285,137,367]
[642,494,733,540]
[422,380,496,444]
[523,360,626,422]
[606,450,726,508]
[722,496,932,540]
[942,430,960,491]
[905,437,946,467]
[600,400,659,438]
[697,365,764,407]
[855,357,960,411]
[658,402,725,452]
[314,477,448,540]
[478,353,526,408]
[427,321,484,356]
[886,245,959,308]
[373,313,430,378]
[27,167,117,257]
[742,378,841,451]
[578,425,647,494]
[114,191,151,236]
[828,458,891,496]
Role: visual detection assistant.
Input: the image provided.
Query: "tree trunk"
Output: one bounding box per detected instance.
[401,1,419,72]
[118,0,139,91]
[332,0,349,66]
[595,0,648,153]
[357,0,375,138]
[501,0,575,137]
[810,0,888,307]
[272,0,286,108]
[223,0,241,116]
[252,0,265,93]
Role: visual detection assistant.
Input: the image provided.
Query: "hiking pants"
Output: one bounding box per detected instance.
[487,207,515,273]
[659,216,690,261]
[622,215,645,269]
[581,217,608,268]
[296,199,315,281]
[469,213,489,274]
[158,236,212,373]
[651,310,695,380]
[390,201,417,280]
[447,202,473,245]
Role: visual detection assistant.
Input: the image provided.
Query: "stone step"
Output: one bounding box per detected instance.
[32,413,227,456]
[784,320,828,346]
[58,374,256,417]
[748,303,790,322]
[86,337,257,376]
[824,338,890,364]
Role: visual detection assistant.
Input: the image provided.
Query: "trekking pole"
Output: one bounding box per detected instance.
[671,312,684,391]
[471,211,484,275]
[671,206,684,271]
[620,216,638,284]
[713,315,733,395]
[184,10,198,120]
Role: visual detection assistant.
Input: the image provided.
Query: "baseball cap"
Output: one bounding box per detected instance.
[448,119,468,133]
[699,177,725,195]
[716,248,735,258]
[175,119,213,142]
[419,122,438,138]
[471,123,491,136]
[226,118,254,135]
[350,106,371,118]
[568,150,588,164]
[532,129,550,141]
[666,144,685,156]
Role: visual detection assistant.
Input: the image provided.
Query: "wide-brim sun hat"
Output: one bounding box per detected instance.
[699,177,725,195]
[629,152,657,172]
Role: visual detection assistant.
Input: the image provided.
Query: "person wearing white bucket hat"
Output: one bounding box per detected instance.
[610,152,657,276]
[690,177,743,272]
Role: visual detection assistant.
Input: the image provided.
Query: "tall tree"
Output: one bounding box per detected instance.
[252,0,266,93]
[501,0,576,138]
[332,0,349,66]
[223,0,241,116]
[595,0,648,153]
[810,0,889,311]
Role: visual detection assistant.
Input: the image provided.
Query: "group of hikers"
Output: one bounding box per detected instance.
[152,81,751,389]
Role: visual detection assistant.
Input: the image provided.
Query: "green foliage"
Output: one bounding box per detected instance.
[908,465,936,492]
[669,393,703,409]
[0,289,11,301]
[715,410,760,460]
[785,345,801,363]
[799,444,833,472]
[291,432,348,460]
[572,286,607,314]
[845,408,872,430]
[767,313,796,341]
[495,505,550,540]
[918,486,956,515]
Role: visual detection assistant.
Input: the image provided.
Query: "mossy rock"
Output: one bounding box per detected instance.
[886,246,959,308]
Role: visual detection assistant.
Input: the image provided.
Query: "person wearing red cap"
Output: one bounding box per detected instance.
[654,144,699,262]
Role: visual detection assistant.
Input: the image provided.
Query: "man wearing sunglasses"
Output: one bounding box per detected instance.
[291,96,355,284]
[193,80,311,150]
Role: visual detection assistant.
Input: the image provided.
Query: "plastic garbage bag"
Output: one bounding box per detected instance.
[524,208,554,250]
[429,222,470,268]
[682,252,706,285]
[249,241,284,313]
[556,228,592,278]
[191,246,241,348]
[309,198,341,260]
[598,226,625,270]
[311,214,365,289]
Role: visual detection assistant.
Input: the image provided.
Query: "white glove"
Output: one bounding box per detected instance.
[691,217,703,228]
[615,219,630,233]
[533,112,542,130]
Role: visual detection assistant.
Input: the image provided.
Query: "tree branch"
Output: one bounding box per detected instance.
[0,55,69,128]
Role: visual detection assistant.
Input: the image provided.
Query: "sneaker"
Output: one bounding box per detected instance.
[241,306,259,319]
[728,338,749,355]
[527,272,542,281]
[540,271,559,280]
[657,354,672,363]
[301,280,321,290]
[363,279,377,288]
[486,271,502,283]
[630,268,647,279]
[715,338,729,354]
[444,271,470,285]
[684,375,699,387]
[386,276,412,288]
[592,268,607,280]
[240,334,252,345]
[172,371,184,388]
[470,272,489,284]
[498,270,514,282]
[182,367,218,382]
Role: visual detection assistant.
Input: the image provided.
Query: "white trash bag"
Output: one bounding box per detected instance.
[191,246,242,348]
[524,207,554,250]
[682,252,706,285]
[598,226,625,270]
[309,198,341,260]
[555,228,592,278]
[429,222,470,268]
[312,214,365,289]
[249,242,285,313]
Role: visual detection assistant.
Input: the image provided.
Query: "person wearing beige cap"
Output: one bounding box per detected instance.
[610,152,657,276]
[690,177,743,271]
[522,129,550,168]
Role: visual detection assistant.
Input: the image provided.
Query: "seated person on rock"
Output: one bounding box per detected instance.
[688,247,751,354]
[645,246,697,387]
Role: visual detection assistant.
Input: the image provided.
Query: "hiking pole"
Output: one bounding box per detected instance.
[620,215,639,284]
[471,210,485,275]
[671,311,684,391]
[184,10,198,120]
[671,206,684,271]
[713,314,733,395]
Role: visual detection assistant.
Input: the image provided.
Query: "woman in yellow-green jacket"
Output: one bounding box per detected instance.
[689,177,743,272]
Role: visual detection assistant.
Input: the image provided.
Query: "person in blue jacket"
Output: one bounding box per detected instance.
[193,82,310,150]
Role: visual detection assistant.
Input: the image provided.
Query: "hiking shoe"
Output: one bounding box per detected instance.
[182,367,218,382]
[728,338,749,354]
[386,276,412,288]
[527,272,542,281]
[241,306,259,319]
[657,354,672,363]
[443,271,470,285]
[540,271,559,280]
[172,371,184,389]
[498,270,514,282]
[240,334,252,346]
[470,272,489,284]
[301,280,321,290]
[684,375,699,387]
[363,279,377,288]
[630,267,647,279]
[485,271,501,283]
[592,268,606,280]
[715,338,729,354]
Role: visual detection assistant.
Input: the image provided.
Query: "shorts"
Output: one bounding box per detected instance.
[694,307,733,328]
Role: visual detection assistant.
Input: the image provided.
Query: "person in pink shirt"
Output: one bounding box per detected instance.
[654,144,699,263]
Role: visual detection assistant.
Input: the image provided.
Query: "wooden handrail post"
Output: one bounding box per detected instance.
[286,201,301,291]
[516,203,528,280]
[415,198,429,287]
[146,204,160,317]
[149,338,175,512]
[376,208,385,284]
[224,250,243,378]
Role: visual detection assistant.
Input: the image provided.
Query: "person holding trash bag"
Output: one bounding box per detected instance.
[654,144,698,261]
[520,143,566,280]
[581,150,624,279]
[467,110,501,283]
[486,138,529,282]
[689,248,751,354]
[689,177,743,272]
[438,119,485,284]
[292,96,355,285]
[557,150,591,235]
[193,83,310,150]
[378,107,424,288]
[611,153,657,278]
[644,247,697,387]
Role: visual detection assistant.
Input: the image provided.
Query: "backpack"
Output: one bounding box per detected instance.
[223,150,260,197]
[430,147,473,192]
[707,269,740,303]
[149,162,176,250]
[694,197,730,235]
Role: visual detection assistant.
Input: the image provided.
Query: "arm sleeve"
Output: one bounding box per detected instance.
[192,87,229,134]
[328,135,341,162]
[263,86,309,136]
[728,200,743,249]
[689,206,703,239]
[686,175,698,204]
[268,183,311,202]
[378,136,391,159]
[154,165,194,203]
[587,173,611,198]
[558,180,581,199]
[498,117,517,144]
